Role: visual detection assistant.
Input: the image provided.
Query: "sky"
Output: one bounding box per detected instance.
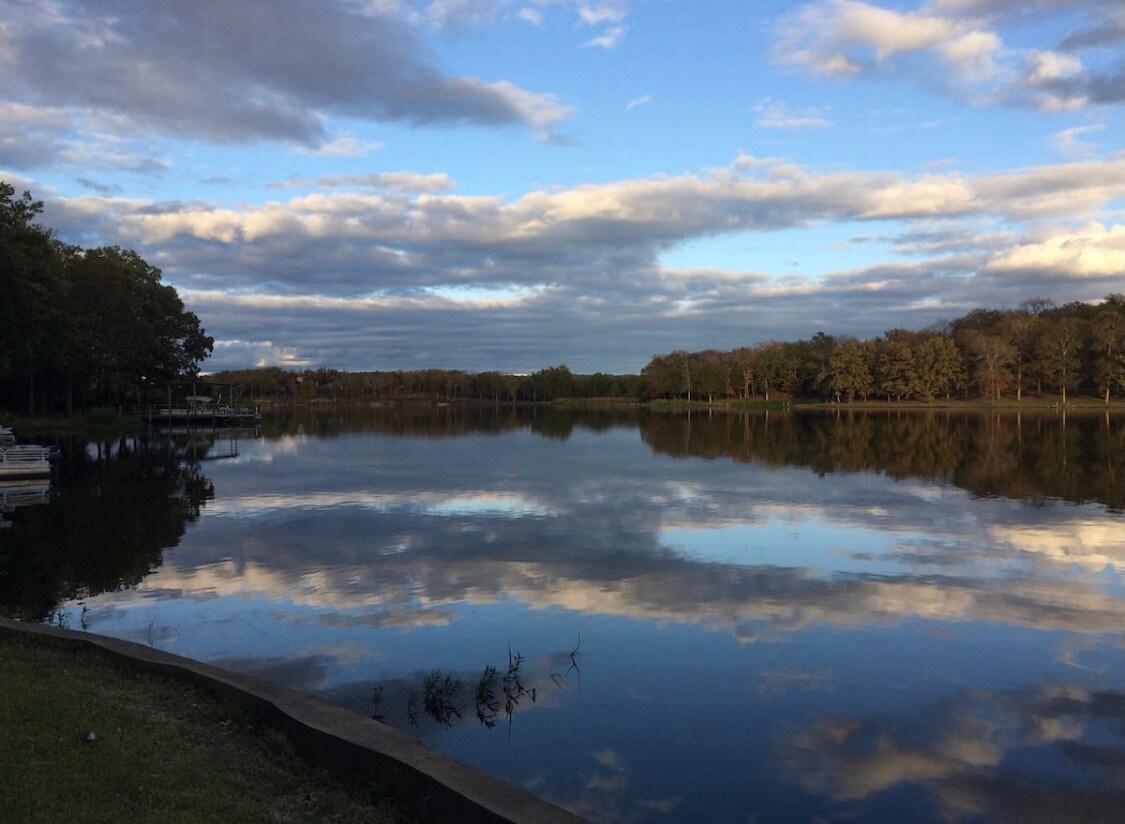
[1,0,1123,374]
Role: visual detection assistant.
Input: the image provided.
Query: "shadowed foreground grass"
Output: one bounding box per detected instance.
[0,630,411,823]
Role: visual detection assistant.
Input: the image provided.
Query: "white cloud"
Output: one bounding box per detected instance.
[776,0,972,72]
[625,94,652,110]
[517,7,542,24]
[774,0,1122,112]
[1048,124,1104,159]
[577,4,627,25]
[755,98,833,128]
[586,25,625,48]
[1025,50,1082,84]
[479,79,573,129]
[983,222,1125,278]
[51,156,1125,264]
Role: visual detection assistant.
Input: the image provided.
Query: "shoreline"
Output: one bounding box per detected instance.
[0,618,585,824]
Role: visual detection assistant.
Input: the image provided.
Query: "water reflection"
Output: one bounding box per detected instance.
[0,434,216,620]
[639,409,1125,512]
[0,480,54,530]
[783,684,1125,822]
[1,408,1121,822]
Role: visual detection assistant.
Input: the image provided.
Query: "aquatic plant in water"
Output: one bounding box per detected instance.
[423,670,465,728]
[371,638,581,731]
[475,665,500,728]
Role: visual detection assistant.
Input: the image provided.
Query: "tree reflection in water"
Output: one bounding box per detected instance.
[0,433,216,621]
[252,405,1123,512]
[638,409,1124,512]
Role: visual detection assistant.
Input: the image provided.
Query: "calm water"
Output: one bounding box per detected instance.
[3,407,1123,822]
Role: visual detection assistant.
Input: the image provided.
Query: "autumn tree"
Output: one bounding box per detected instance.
[965,331,1016,401]
[756,342,799,401]
[914,334,962,401]
[1091,304,1125,404]
[730,347,757,401]
[694,350,727,402]
[877,334,917,401]
[1038,318,1085,405]
[528,364,577,401]
[996,312,1037,401]
[827,338,874,402]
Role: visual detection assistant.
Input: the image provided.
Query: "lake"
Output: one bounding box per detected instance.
[2,407,1123,822]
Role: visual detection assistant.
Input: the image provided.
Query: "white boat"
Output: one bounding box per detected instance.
[0,444,54,478]
[0,427,54,479]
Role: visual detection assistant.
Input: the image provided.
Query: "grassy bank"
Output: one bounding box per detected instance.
[1,408,143,439]
[0,629,409,823]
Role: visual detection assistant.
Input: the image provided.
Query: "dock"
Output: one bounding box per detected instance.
[142,404,262,426]
[141,386,261,427]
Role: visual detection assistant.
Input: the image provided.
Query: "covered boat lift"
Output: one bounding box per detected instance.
[141,381,261,426]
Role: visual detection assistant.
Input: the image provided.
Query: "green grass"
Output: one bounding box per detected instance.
[1,408,143,438]
[0,630,411,823]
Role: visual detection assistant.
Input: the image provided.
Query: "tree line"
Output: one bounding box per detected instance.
[0,183,213,414]
[641,296,1125,405]
[209,364,643,404]
[215,294,1125,408]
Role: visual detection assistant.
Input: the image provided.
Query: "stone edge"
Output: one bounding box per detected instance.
[0,618,586,824]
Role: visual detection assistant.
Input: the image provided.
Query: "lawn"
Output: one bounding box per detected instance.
[0,629,411,823]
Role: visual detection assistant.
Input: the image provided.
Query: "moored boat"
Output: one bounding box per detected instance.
[0,445,53,478]
[0,427,55,479]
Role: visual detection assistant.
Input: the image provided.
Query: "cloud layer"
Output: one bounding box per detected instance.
[35,154,1125,371]
[774,0,1125,112]
[0,0,569,148]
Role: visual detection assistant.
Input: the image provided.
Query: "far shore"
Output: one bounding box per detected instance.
[3,393,1123,436]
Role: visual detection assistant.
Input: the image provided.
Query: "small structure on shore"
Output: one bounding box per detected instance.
[141,382,261,427]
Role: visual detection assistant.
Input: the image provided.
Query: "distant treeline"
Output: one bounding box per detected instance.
[208,364,642,404]
[642,295,1125,404]
[215,295,1125,406]
[0,183,213,414]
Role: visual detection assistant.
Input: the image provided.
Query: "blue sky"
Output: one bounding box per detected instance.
[1,0,1122,372]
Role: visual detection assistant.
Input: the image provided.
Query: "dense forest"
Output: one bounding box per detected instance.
[641,297,1125,405]
[0,183,213,414]
[208,363,641,404]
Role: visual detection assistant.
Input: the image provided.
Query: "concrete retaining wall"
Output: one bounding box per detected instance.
[0,617,587,824]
